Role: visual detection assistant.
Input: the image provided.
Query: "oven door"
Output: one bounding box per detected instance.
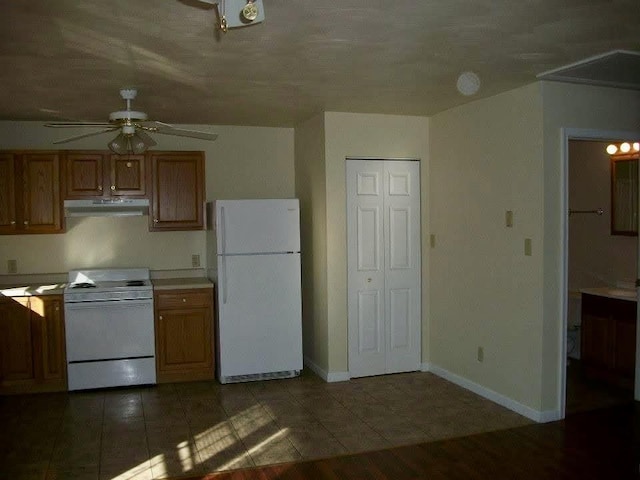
[65,298,155,362]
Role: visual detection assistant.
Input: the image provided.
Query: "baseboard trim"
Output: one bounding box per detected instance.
[304,356,350,383]
[427,364,561,423]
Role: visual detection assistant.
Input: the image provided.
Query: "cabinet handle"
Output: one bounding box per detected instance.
[10,220,15,225]
[23,220,29,225]
[182,298,187,303]
[111,185,116,191]
[159,315,163,320]
[154,219,158,223]
[98,185,103,191]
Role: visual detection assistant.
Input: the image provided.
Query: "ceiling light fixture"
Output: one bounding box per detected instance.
[108,125,147,155]
[198,0,265,33]
[606,142,640,155]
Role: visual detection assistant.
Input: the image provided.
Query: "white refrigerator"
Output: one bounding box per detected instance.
[215,199,303,383]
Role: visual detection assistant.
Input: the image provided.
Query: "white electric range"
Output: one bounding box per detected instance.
[63,268,156,391]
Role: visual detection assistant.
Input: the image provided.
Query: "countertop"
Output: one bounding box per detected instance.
[0,277,214,297]
[0,283,67,297]
[151,277,214,290]
[581,287,637,302]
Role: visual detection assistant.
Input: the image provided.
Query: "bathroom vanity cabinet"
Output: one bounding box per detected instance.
[581,292,636,389]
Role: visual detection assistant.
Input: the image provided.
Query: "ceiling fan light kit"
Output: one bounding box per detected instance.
[45,88,218,154]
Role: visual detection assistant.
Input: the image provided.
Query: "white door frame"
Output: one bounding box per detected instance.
[559,127,640,419]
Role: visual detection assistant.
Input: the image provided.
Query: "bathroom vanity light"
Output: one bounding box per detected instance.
[606,142,640,155]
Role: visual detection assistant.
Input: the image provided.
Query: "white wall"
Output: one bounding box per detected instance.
[294,113,329,373]
[541,82,640,412]
[429,83,545,412]
[323,112,430,374]
[0,121,294,275]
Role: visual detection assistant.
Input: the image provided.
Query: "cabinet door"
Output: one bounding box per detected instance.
[150,152,204,231]
[110,154,147,197]
[0,153,17,233]
[40,296,66,381]
[155,289,214,382]
[581,312,615,370]
[0,297,35,383]
[615,317,636,379]
[22,153,63,233]
[158,308,210,367]
[65,152,105,198]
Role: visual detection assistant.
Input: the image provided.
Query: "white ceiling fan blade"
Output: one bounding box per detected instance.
[136,130,157,147]
[52,127,118,144]
[151,122,218,141]
[45,122,113,128]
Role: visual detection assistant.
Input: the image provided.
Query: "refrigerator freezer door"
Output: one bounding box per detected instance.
[216,199,300,254]
[217,253,302,379]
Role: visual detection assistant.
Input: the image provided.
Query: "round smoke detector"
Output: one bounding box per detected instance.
[456,71,481,96]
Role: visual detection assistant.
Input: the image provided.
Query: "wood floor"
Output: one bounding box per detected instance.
[182,403,640,480]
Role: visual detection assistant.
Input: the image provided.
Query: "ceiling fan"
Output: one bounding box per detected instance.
[45,88,218,155]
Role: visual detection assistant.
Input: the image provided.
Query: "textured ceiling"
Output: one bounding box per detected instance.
[0,0,639,128]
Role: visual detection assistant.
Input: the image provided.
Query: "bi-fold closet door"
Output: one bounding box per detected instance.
[347,159,421,378]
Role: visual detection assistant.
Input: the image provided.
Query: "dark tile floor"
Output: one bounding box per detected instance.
[1,371,532,480]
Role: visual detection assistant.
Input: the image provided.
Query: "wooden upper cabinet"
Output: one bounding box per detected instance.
[0,152,63,235]
[110,154,146,196]
[0,153,17,232]
[65,152,146,198]
[22,153,63,233]
[149,152,204,231]
[64,152,104,197]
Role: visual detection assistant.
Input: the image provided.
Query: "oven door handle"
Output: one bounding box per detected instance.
[64,299,154,309]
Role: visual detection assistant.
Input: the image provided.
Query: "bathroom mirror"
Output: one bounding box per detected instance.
[611,153,638,236]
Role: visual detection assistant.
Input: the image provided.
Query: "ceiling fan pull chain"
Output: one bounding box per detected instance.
[213,2,228,33]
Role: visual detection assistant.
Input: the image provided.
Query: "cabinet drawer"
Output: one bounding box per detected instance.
[155,290,212,309]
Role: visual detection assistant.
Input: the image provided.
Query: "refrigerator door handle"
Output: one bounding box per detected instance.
[221,256,228,304]
[219,206,226,255]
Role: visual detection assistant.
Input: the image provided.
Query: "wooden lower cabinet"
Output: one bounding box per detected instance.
[154,288,214,383]
[0,295,66,394]
[581,293,636,389]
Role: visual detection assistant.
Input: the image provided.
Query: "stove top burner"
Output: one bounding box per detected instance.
[126,280,146,287]
[71,282,97,289]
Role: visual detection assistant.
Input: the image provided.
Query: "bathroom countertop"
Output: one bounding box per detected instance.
[580,287,637,302]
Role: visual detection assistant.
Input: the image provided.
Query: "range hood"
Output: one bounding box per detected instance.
[64,198,150,217]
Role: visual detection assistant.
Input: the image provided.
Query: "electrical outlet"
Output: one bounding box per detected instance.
[430,234,436,248]
[524,238,532,256]
[7,259,17,274]
[191,254,201,268]
[477,346,484,363]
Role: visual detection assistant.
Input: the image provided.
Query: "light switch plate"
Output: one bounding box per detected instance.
[524,238,532,256]
[505,210,513,227]
[191,254,201,268]
[430,234,436,248]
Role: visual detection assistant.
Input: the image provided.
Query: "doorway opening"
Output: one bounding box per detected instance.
[560,130,640,417]
[565,138,636,415]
